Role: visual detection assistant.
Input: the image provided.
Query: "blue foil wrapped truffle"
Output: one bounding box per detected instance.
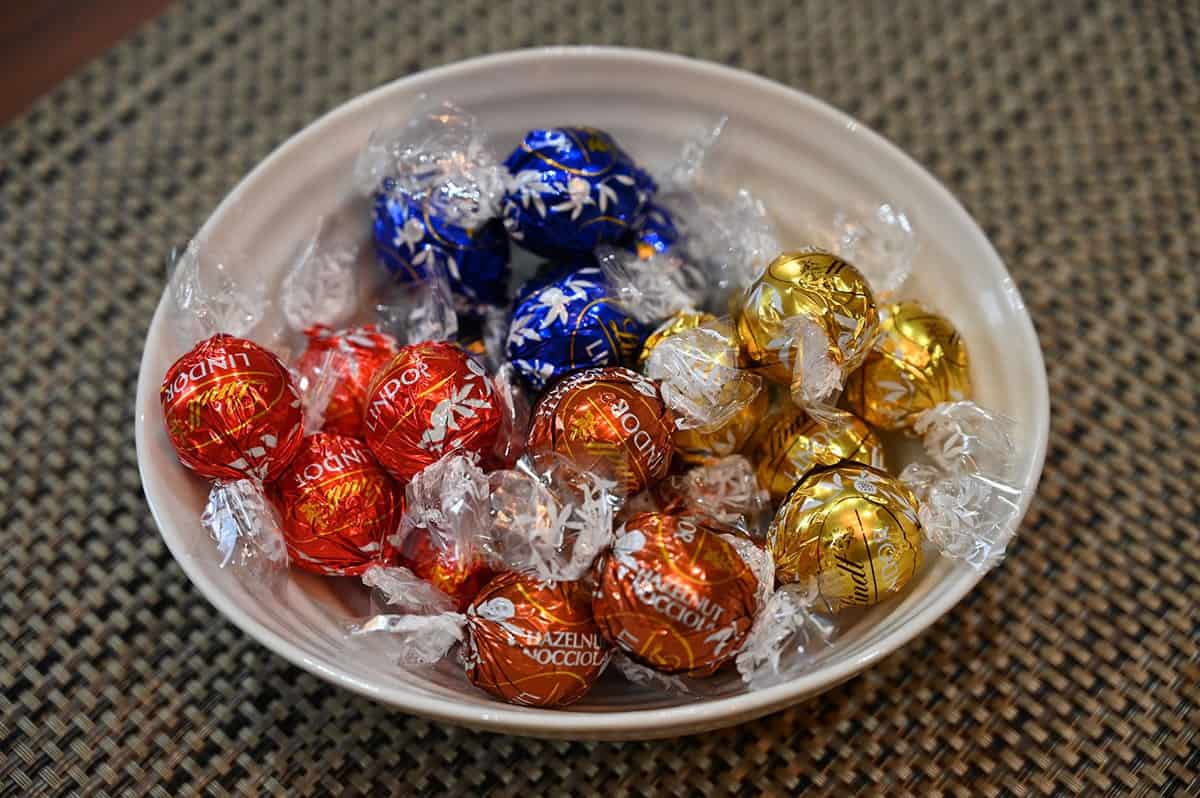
[506,264,647,390]
[373,185,511,307]
[501,127,655,257]
[625,202,680,260]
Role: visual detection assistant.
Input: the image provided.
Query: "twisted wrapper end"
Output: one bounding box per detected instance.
[349,610,467,666]
[168,239,268,354]
[352,96,509,229]
[901,401,1022,573]
[785,313,842,408]
[201,478,289,593]
[595,245,699,325]
[735,580,838,687]
[280,219,360,336]
[645,322,763,433]
[610,652,700,696]
[486,456,618,582]
[401,453,493,571]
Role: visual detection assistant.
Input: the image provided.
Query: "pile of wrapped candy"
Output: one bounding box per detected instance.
[158,102,1021,708]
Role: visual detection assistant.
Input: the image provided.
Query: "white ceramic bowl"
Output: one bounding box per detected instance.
[134,47,1049,740]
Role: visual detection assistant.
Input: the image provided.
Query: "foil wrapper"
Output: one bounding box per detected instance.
[160,334,304,482]
[625,201,680,259]
[294,325,398,439]
[735,251,880,406]
[501,127,655,256]
[753,407,885,502]
[640,312,764,465]
[527,367,674,496]
[842,300,972,431]
[271,433,403,576]
[592,512,759,677]
[768,463,922,608]
[372,188,511,308]
[506,264,646,391]
[363,341,503,482]
[464,573,611,707]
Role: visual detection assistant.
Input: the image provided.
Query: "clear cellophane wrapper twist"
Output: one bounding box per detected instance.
[351,452,617,666]
[402,453,493,579]
[279,219,361,343]
[168,238,267,355]
[351,610,467,666]
[351,96,508,229]
[596,117,781,317]
[353,452,491,615]
[373,254,460,345]
[655,455,771,534]
[784,311,846,410]
[734,580,839,687]
[673,186,780,308]
[350,453,491,664]
[643,319,763,432]
[899,400,1022,572]
[489,361,531,466]
[200,477,291,591]
[486,455,617,582]
[290,339,357,436]
[595,245,701,325]
[806,202,916,300]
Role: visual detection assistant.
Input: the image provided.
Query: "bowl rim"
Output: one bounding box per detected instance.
[135,45,1050,738]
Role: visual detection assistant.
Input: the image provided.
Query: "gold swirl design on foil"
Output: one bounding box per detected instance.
[842,300,972,430]
[752,407,885,502]
[735,251,879,385]
[768,463,922,608]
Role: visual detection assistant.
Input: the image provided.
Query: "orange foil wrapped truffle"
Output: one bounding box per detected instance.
[464,572,611,707]
[363,341,503,482]
[271,433,403,575]
[160,334,304,481]
[592,512,759,676]
[526,366,673,495]
[295,324,398,438]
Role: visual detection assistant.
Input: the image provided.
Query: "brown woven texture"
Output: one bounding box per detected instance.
[2,0,1198,794]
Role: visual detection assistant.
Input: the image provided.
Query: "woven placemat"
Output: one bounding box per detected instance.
[2,0,1197,794]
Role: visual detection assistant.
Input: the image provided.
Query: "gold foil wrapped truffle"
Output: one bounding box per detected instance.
[735,252,879,399]
[768,463,922,608]
[753,407,885,502]
[843,300,971,431]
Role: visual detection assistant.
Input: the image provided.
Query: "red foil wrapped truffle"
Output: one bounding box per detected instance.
[160,334,304,481]
[363,341,503,482]
[464,572,611,707]
[593,512,758,677]
[397,527,494,612]
[270,432,403,575]
[526,366,673,495]
[295,324,398,438]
